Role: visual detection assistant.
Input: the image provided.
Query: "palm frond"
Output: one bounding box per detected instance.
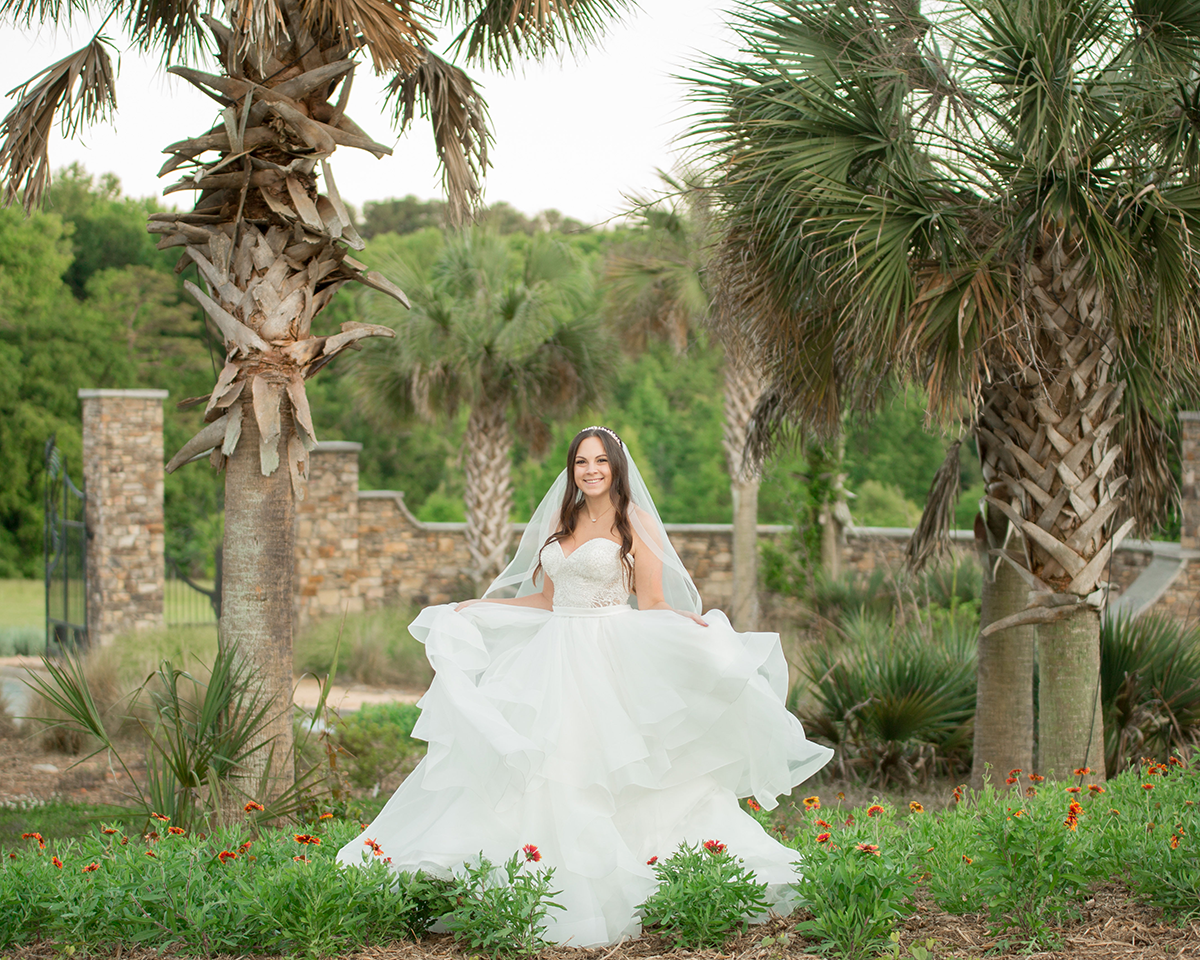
[441,0,632,68]
[301,0,432,73]
[384,48,490,224]
[0,35,117,210]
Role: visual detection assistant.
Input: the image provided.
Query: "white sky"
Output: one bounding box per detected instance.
[0,2,742,225]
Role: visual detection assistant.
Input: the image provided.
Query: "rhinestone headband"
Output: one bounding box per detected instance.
[579,425,623,447]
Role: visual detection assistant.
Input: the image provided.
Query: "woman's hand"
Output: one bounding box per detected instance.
[455,599,481,612]
[646,600,707,627]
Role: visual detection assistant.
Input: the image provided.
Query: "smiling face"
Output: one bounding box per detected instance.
[573,436,612,501]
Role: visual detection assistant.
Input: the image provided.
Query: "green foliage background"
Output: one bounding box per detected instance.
[5,166,988,581]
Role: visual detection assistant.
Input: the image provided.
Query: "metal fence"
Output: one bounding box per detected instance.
[165,550,221,627]
[44,436,87,651]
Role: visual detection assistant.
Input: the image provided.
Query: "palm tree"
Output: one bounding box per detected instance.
[696,0,1200,780]
[356,229,614,587]
[0,0,630,798]
[606,171,768,629]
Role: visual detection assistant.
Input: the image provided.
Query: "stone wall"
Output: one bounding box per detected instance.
[292,443,1193,626]
[79,389,167,646]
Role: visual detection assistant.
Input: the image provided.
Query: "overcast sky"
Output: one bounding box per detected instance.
[0,2,742,225]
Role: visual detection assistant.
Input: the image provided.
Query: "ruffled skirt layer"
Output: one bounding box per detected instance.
[336,603,832,947]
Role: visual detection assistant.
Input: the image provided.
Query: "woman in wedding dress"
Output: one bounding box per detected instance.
[337,426,832,946]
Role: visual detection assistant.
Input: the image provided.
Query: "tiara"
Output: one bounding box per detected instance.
[580,425,623,447]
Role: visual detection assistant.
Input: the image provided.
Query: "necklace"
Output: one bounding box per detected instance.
[587,503,611,523]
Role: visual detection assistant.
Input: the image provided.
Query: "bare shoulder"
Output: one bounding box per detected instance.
[627,505,662,551]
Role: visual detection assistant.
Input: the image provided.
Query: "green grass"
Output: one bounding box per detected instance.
[0,801,127,847]
[0,580,41,627]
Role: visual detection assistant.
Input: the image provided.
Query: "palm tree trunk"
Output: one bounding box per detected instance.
[730,476,760,630]
[464,399,513,589]
[221,397,296,803]
[1038,605,1106,780]
[722,345,764,629]
[972,510,1034,788]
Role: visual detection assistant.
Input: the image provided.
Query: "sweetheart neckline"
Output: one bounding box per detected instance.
[555,537,622,562]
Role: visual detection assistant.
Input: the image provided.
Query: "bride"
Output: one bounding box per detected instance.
[336,425,832,946]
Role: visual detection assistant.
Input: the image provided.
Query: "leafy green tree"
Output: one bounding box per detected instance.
[698,0,1200,780]
[355,229,615,585]
[361,196,446,239]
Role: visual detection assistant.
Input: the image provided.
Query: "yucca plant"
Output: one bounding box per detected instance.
[800,621,977,784]
[697,0,1200,782]
[1,0,631,799]
[1101,612,1200,774]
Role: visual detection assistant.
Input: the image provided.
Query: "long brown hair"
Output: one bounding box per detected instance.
[534,427,635,587]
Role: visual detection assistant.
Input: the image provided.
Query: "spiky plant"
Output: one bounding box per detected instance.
[1,0,630,797]
[696,0,1200,779]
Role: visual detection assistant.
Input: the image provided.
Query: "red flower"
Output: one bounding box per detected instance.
[856,843,880,856]
[952,785,965,803]
[364,839,384,856]
[1143,783,1155,791]
[867,805,884,817]
[1064,818,1078,831]
[1069,801,1083,818]
[21,832,46,850]
[816,832,831,843]
[815,819,832,829]
[239,841,253,853]
[803,796,820,810]
[1074,768,1091,777]
[1171,835,1181,850]
[244,801,265,813]
[101,828,117,835]
[703,840,727,855]
[1005,777,1018,785]
[145,831,159,841]
[150,812,170,822]
[522,844,542,862]
[746,798,761,812]
[51,856,63,869]
[1028,774,1045,783]
[1088,784,1105,794]
[217,850,236,864]
[1009,769,1023,777]
[293,834,321,845]
[294,855,310,863]
[646,856,658,865]
[844,816,855,826]
[7,853,15,860]
[1026,787,1038,797]
[1066,786,1081,794]
[837,792,845,800]
[962,855,973,864]
[318,812,333,820]
[909,801,925,814]
[82,863,99,873]
[145,850,157,858]
[167,826,185,836]
[1170,756,1186,767]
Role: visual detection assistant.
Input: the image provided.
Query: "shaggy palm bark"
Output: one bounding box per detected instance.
[722,347,764,630]
[978,236,1129,781]
[463,399,513,588]
[156,6,406,798]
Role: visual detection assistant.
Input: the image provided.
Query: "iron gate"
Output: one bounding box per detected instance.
[44,436,87,651]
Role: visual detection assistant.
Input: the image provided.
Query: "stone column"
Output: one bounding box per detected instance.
[295,441,363,624]
[78,389,168,647]
[1180,412,1200,551]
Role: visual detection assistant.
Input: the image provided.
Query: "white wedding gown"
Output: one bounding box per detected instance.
[336,538,833,946]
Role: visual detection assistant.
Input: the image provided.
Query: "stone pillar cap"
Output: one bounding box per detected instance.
[1180,411,1200,421]
[312,441,363,452]
[78,389,170,399]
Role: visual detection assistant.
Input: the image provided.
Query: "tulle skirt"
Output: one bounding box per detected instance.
[336,602,833,947]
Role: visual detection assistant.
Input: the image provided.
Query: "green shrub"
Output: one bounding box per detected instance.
[791,827,914,959]
[1101,612,1200,774]
[850,479,921,528]
[444,848,563,958]
[333,702,424,788]
[295,605,432,689]
[0,625,44,657]
[799,626,976,784]
[638,840,769,949]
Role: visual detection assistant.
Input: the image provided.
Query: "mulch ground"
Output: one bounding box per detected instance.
[2,885,1198,959]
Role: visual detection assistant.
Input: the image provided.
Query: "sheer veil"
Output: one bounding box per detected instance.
[482,444,703,614]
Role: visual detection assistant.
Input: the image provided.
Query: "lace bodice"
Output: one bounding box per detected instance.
[540,538,631,608]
